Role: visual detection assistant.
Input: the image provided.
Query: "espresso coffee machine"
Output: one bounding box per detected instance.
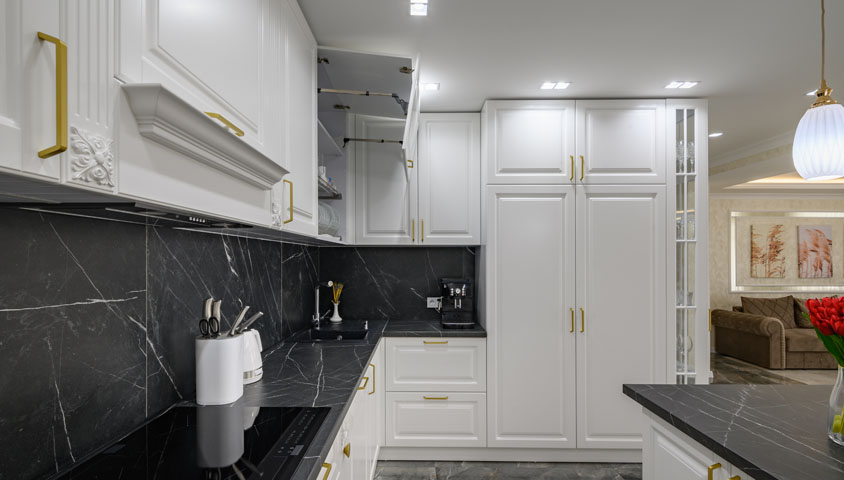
[440,278,474,329]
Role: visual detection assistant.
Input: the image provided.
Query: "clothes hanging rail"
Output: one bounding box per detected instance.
[317,88,409,115]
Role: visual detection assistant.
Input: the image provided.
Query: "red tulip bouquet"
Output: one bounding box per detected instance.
[805,297,844,366]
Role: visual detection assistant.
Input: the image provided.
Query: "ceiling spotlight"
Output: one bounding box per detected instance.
[709,132,724,138]
[410,0,428,16]
[553,82,571,90]
[422,83,440,91]
[540,82,570,90]
[666,81,699,89]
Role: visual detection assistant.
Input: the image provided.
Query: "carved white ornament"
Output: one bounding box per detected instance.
[69,126,114,187]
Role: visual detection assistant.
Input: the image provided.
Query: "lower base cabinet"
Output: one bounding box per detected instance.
[643,411,755,480]
[386,392,487,447]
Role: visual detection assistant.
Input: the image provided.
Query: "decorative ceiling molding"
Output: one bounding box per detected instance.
[710,129,795,167]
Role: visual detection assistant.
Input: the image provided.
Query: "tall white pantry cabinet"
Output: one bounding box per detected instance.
[481,99,708,458]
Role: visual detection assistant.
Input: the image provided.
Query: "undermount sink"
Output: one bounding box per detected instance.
[310,320,369,341]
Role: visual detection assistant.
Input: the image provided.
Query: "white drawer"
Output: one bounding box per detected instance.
[385,337,486,392]
[386,392,487,447]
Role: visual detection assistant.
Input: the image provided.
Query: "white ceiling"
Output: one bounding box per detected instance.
[299,0,844,159]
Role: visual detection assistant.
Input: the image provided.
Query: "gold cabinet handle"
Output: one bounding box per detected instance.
[321,463,332,480]
[707,463,722,480]
[709,309,712,332]
[579,155,585,181]
[412,219,415,242]
[423,396,449,400]
[283,179,294,224]
[205,112,244,137]
[569,307,575,333]
[423,340,448,345]
[408,158,414,168]
[580,307,585,333]
[37,32,68,159]
[357,376,369,391]
[569,155,574,181]
[343,443,350,458]
[728,476,741,480]
[369,363,375,395]
[421,219,424,243]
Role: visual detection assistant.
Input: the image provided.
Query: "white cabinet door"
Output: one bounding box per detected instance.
[118,0,275,161]
[367,342,384,480]
[576,99,666,184]
[483,100,575,185]
[486,185,577,448]
[354,115,416,245]
[386,392,487,447]
[576,185,666,449]
[417,113,481,245]
[279,0,318,236]
[385,338,486,392]
[644,413,716,480]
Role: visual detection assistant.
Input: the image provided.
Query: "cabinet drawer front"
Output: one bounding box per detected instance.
[386,338,486,392]
[386,392,487,447]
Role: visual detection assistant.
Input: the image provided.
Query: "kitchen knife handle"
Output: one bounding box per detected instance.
[37,32,67,159]
[283,179,294,224]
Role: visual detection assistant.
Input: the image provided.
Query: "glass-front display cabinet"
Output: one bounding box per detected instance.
[668,99,709,384]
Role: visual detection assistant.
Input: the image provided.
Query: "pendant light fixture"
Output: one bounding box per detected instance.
[793,0,844,181]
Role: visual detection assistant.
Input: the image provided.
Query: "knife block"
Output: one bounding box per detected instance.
[195,334,243,405]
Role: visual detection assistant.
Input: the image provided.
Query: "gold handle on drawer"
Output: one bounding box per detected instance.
[569,307,575,333]
[343,443,350,458]
[283,179,294,224]
[728,476,741,480]
[579,155,585,181]
[421,219,424,243]
[205,112,245,137]
[707,463,722,480]
[569,155,574,181]
[423,396,449,400]
[412,219,415,242]
[423,340,448,345]
[357,376,369,391]
[580,307,585,333]
[369,363,375,395]
[37,32,67,159]
[408,158,414,168]
[321,463,332,480]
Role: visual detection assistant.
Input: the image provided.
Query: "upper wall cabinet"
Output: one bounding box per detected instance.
[576,99,666,184]
[1,0,118,193]
[418,113,481,245]
[117,0,278,163]
[483,100,575,185]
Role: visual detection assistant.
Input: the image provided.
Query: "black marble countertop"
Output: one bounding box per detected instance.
[242,318,485,480]
[624,384,844,480]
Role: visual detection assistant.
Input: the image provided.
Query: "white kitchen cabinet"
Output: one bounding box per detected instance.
[482,100,576,185]
[117,0,277,162]
[386,338,486,392]
[354,115,417,245]
[576,99,666,184]
[417,113,481,245]
[576,185,666,449]
[644,412,737,480]
[366,343,384,480]
[276,0,319,236]
[485,185,578,449]
[1,0,117,192]
[386,392,487,447]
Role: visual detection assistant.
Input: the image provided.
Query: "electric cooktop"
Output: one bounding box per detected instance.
[54,405,329,480]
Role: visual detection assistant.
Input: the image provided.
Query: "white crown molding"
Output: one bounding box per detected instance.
[710,192,844,200]
[122,84,288,190]
[711,129,796,167]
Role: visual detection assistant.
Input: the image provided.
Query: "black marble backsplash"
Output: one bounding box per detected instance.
[318,246,476,322]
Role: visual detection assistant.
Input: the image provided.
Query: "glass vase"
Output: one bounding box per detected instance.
[829,366,844,446]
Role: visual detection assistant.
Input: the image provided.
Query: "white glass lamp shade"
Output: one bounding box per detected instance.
[793,103,844,181]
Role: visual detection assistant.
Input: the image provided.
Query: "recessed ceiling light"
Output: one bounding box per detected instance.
[410,0,428,16]
[422,83,440,91]
[540,81,570,90]
[665,81,699,89]
[709,132,724,138]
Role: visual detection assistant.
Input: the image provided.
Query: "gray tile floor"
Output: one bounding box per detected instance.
[374,461,642,479]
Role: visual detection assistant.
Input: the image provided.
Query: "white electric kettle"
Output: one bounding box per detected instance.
[242,329,263,385]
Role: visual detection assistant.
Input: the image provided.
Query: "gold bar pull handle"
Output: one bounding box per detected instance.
[423,396,449,400]
[357,376,369,391]
[321,463,332,480]
[569,307,575,333]
[707,463,722,480]
[423,340,448,345]
[283,179,294,224]
[580,307,585,333]
[369,363,375,395]
[412,219,415,242]
[408,158,414,168]
[343,443,350,458]
[569,155,574,181]
[579,155,585,181]
[728,476,741,480]
[205,112,245,137]
[421,219,424,243]
[37,32,68,159]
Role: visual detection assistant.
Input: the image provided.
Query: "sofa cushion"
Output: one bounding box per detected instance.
[785,328,826,352]
[741,296,797,329]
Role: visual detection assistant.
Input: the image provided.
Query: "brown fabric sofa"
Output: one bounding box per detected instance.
[712,296,838,370]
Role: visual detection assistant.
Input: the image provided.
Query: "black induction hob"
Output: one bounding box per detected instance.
[54,405,329,480]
